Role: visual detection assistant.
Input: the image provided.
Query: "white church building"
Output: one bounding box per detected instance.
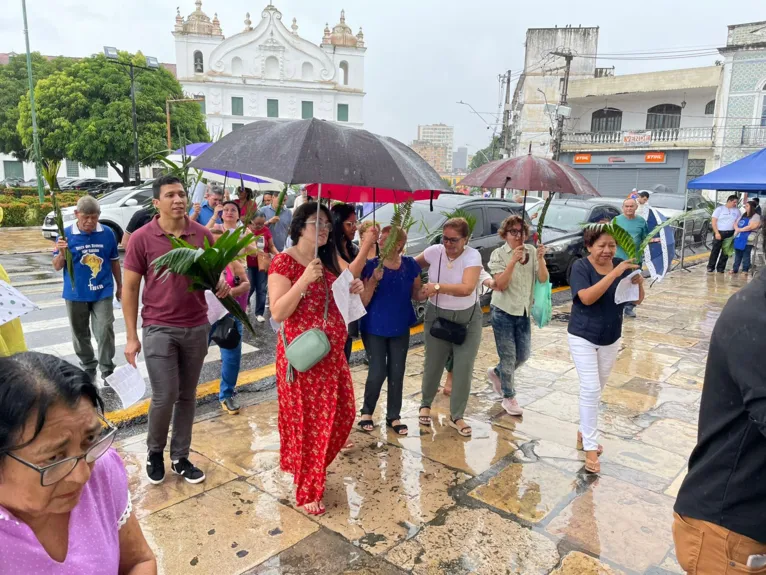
[173,1,367,139]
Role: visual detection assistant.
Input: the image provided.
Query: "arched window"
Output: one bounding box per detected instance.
[231,56,243,76]
[646,104,682,130]
[301,62,314,81]
[193,51,204,73]
[705,100,715,115]
[590,108,622,132]
[339,61,349,86]
[264,56,279,80]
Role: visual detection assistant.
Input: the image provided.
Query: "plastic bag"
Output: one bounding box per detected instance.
[531,280,552,328]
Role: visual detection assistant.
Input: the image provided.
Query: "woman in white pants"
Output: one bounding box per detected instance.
[567,227,644,473]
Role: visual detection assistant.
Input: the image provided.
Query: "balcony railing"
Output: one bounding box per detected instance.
[562,127,715,148]
[741,125,766,146]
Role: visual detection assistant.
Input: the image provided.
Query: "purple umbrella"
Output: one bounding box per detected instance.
[175,143,271,185]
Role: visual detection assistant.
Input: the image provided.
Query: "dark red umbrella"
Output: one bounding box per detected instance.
[458,155,599,199]
[304,183,440,204]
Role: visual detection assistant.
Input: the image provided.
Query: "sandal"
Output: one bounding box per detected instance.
[577,433,603,455]
[303,501,326,516]
[584,453,601,474]
[358,418,375,432]
[418,407,432,426]
[449,417,472,437]
[386,418,408,435]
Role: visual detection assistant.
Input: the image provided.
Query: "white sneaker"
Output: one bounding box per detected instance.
[501,397,523,416]
[487,367,502,396]
[256,315,266,323]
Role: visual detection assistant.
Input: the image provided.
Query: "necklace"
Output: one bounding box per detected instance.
[446,256,457,269]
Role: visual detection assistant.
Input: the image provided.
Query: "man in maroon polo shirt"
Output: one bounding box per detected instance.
[122,175,231,485]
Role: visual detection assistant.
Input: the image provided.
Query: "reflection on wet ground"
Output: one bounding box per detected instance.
[120,266,747,574]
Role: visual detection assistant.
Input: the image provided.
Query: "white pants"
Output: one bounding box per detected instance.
[567,333,621,451]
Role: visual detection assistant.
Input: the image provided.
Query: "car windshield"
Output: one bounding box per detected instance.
[528,203,588,232]
[98,189,136,205]
[361,201,446,240]
[649,194,686,210]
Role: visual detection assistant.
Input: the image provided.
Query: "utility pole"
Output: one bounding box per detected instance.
[501,70,512,159]
[550,49,573,161]
[21,0,45,203]
[128,64,141,185]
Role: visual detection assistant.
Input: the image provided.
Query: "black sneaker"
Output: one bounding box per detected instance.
[171,458,206,484]
[146,451,165,485]
[221,397,240,415]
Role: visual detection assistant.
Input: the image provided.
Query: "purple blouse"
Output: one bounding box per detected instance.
[0,448,130,575]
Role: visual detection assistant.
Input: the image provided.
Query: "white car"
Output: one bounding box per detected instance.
[41,185,154,244]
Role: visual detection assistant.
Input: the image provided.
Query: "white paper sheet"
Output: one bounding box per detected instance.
[331,269,367,326]
[105,364,146,408]
[615,270,641,305]
[205,290,229,325]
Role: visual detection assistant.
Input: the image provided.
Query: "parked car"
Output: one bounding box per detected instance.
[1,177,25,188]
[90,181,127,196]
[41,186,153,244]
[71,178,108,193]
[361,195,533,319]
[527,198,621,284]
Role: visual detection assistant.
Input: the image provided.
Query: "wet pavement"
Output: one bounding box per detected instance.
[107,264,748,575]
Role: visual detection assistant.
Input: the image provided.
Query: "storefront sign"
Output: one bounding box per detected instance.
[644,152,666,163]
[574,153,592,164]
[622,131,653,146]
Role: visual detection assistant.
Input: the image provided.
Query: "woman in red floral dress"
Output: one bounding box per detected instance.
[268,202,375,515]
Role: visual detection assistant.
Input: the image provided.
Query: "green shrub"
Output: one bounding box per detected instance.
[31,202,53,225]
[0,203,30,227]
[17,196,39,206]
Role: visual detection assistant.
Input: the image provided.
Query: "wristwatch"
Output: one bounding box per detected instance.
[434,284,441,292]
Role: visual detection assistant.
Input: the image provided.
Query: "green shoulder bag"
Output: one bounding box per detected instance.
[281,276,331,382]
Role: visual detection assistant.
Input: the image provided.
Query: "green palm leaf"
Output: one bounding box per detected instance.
[377,200,414,271]
[151,229,257,334]
[536,196,553,241]
[722,236,735,257]
[51,191,76,287]
[274,186,288,217]
[637,212,689,254]
[582,221,637,261]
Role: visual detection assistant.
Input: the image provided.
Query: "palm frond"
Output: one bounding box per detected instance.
[536,196,553,241]
[274,186,288,217]
[51,192,75,287]
[377,200,413,270]
[582,220,637,261]
[637,212,689,254]
[722,236,735,257]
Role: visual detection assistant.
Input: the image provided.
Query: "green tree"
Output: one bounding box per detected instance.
[0,52,71,159]
[18,52,209,184]
[468,136,501,171]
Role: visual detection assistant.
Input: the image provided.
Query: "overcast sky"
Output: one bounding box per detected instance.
[2,0,763,157]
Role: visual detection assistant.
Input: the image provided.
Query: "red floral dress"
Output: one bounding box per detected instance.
[269,253,355,506]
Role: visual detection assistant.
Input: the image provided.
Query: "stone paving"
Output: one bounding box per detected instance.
[117,265,748,575]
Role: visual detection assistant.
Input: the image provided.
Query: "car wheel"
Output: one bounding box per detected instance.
[565,256,579,286]
[103,223,123,245]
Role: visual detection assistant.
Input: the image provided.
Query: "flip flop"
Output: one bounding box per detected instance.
[303,502,326,516]
[449,417,472,437]
[357,419,375,432]
[418,407,432,426]
[584,455,601,474]
[577,434,603,455]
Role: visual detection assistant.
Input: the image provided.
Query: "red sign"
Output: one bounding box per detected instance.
[644,152,666,163]
[574,153,592,164]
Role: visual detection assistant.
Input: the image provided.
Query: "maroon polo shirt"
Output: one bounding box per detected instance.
[123,215,215,328]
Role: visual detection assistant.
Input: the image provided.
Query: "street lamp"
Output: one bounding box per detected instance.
[103,46,160,185]
[165,95,205,149]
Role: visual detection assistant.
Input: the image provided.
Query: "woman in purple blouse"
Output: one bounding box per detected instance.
[0,352,156,574]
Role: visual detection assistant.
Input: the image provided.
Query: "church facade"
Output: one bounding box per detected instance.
[173,2,366,138]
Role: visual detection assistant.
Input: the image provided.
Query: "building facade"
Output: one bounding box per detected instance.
[453,146,468,172]
[173,1,366,139]
[410,140,451,173]
[415,123,454,172]
[714,21,766,168]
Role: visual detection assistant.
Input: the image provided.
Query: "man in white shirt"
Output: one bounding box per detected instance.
[708,195,740,273]
[636,191,651,220]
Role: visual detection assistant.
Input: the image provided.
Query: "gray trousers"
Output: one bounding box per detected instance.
[421,303,483,420]
[143,324,209,460]
[65,298,115,377]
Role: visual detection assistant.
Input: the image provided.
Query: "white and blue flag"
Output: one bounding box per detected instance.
[643,207,675,282]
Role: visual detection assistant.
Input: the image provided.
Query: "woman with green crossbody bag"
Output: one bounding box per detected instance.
[268,202,368,517]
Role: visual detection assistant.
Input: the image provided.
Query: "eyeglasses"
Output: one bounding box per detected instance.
[343,221,357,228]
[507,229,524,237]
[442,236,464,245]
[3,417,117,487]
[306,220,333,230]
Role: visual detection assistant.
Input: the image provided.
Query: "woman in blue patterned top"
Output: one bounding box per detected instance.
[358,226,426,435]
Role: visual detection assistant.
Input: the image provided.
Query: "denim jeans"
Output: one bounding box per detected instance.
[209,316,243,400]
[490,306,531,399]
[247,266,268,316]
[733,245,753,273]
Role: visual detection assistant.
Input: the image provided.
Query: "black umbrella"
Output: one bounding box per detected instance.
[190,118,450,253]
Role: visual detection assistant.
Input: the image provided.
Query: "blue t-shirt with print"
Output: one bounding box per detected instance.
[54,224,118,302]
[360,256,421,337]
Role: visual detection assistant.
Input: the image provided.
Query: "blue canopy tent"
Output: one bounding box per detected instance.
[687,147,766,192]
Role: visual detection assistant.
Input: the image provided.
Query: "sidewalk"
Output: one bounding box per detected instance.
[116,264,747,575]
[0,227,51,255]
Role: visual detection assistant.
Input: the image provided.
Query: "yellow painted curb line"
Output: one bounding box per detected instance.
[107,254,708,425]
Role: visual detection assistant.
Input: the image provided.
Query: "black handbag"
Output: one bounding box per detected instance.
[211,315,241,349]
[428,252,477,346]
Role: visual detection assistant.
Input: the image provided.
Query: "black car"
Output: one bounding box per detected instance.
[527,198,621,284]
[90,181,127,196]
[62,178,106,192]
